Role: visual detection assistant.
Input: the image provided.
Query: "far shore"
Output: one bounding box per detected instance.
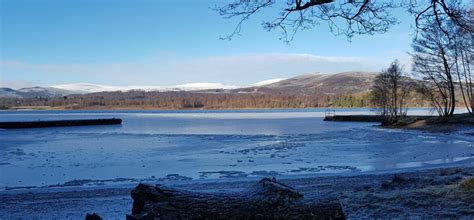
[0,105,462,111]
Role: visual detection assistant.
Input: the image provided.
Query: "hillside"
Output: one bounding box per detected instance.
[1,71,377,99]
[0,88,24,98]
[0,71,403,110]
[0,87,78,99]
[237,71,377,96]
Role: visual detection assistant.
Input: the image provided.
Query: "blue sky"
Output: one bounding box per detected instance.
[1,0,416,88]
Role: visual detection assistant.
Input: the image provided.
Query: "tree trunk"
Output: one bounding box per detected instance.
[127,177,346,220]
[440,47,456,116]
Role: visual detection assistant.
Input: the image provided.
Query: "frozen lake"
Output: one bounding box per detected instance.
[0,108,473,190]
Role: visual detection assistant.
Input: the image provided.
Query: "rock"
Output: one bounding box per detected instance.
[85,213,102,220]
[128,177,346,219]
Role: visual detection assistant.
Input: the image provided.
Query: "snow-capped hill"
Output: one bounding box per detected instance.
[18,86,78,96]
[257,71,378,94]
[1,71,380,98]
[53,83,171,93]
[0,86,79,98]
[0,88,23,98]
[51,83,123,94]
[50,82,237,93]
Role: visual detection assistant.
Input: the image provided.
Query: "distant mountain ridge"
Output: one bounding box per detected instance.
[0,87,78,99]
[0,88,24,98]
[50,82,239,94]
[0,71,379,99]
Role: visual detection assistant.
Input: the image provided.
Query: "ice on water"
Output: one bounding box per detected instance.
[0,108,473,190]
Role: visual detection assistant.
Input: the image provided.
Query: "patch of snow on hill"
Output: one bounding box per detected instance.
[0,88,22,98]
[51,82,237,93]
[249,78,286,87]
[51,83,123,93]
[173,83,237,91]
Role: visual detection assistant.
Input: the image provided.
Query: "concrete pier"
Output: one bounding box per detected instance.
[0,118,122,129]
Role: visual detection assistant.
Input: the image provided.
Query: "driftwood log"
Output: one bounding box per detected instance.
[126,177,345,220]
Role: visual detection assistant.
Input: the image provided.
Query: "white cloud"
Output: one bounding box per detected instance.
[1,53,396,86]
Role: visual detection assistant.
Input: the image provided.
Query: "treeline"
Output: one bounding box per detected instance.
[0,89,432,110]
[0,91,337,109]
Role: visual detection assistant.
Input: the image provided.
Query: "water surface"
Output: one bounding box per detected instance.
[1,108,473,190]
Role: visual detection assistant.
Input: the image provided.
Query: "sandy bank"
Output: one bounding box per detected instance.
[1,166,473,219]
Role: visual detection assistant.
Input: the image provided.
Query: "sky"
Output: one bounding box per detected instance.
[1,0,417,89]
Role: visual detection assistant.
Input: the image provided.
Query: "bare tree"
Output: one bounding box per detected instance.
[371,60,411,119]
[410,0,472,117]
[452,24,473,114]
[411,21,458,117]
[214,0,472,42]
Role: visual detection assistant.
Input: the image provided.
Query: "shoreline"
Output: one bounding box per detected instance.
[324,113,473,132]
[2,106,437,111]
[382,113,474,132]
[1,165,473,219]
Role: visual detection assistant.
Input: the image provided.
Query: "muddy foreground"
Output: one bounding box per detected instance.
[1,166,473,219]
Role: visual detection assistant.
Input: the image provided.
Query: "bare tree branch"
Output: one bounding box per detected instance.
[214,0,473,42]
[286,0,334,11]
[214,0,275,40]
[214,0,399,42]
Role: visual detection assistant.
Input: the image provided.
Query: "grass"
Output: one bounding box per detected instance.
[459,178,474,191]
